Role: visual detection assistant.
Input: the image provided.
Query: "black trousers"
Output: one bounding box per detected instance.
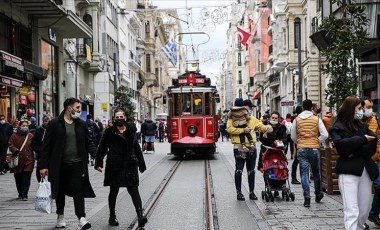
[108,185,143,216]
[0,146,9,172]
[56,162,85,219]
[14,171,32,198]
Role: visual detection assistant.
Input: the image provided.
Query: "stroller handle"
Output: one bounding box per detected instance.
[261,145,284,151]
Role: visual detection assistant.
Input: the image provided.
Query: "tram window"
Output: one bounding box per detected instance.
[174,94,181,116]
[205,93,210,115]
[193,93,203,115]
[182,94,191,114]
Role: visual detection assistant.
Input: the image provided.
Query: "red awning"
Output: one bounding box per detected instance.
[253,90,261,99]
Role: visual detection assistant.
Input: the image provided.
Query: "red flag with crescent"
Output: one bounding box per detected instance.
[237,26,251,47]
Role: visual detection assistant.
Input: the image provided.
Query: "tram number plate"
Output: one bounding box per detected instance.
[196,78,204,83]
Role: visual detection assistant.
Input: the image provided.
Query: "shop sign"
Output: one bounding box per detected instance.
[281,101,295,106]
[0,50,24,71]
[100,103,109,112]
[361,66,377,90]
[0,75,23,88]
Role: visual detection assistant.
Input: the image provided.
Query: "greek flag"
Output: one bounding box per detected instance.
[161,39,177,67]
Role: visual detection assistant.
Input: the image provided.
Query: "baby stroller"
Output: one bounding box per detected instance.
[260,141,295,202]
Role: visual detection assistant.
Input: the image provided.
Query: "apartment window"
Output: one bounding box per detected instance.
[239,89,242,98]
[145,21,150,35]
[146,54,151,73]
[294,17,301,49]
[237,53,242,66]
[238,70,242,84]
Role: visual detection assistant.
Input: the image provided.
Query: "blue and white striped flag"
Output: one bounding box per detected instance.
[161,39,177,67]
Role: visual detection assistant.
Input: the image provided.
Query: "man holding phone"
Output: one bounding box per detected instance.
[226,98,273,201]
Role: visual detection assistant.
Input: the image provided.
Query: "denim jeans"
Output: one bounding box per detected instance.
[234,148,257,193]
[297,148,322,199]
[370,162,380,217]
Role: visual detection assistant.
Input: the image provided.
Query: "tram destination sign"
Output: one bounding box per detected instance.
[178,78,204,84]
[281,101,295,106]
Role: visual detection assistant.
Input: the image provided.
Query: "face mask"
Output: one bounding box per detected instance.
[0,120,5,124]
[114,119,125,127]
[364,108,373,118]
[70,107,81,119]
[20,127,29,133]
[270,120,278,125]
[354,109,364,120]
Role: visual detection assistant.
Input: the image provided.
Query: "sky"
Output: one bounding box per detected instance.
[151,0,238,84]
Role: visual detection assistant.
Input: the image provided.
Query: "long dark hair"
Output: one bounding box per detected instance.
[336,96,362,132]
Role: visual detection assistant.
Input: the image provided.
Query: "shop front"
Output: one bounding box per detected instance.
[0,50,47,124]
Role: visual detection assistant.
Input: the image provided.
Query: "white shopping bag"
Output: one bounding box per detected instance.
[34,178,52,214]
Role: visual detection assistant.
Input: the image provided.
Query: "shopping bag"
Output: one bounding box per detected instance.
[8,155,18,169]
[34,178,52,214]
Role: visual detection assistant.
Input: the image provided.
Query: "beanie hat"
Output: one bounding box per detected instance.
[234,98,244,106]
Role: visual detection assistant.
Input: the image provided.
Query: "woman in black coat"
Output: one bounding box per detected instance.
[95,109,147,228]
[330,96,378,230]
[258,111,288,171]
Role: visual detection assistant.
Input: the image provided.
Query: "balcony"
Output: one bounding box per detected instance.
[129,50,141,70]
[269,72,280,87]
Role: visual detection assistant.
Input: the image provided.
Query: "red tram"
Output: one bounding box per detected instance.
[165,64,220,156]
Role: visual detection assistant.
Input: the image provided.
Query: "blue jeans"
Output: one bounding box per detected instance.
[297,148,322,199]
[234,148,257,193]
[370,163,380,217]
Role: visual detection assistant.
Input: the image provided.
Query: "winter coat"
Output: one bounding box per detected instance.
[330,121,379,181]
[8,130,34,173]
[227,106,249,127]
[40,111,97,199]
[95,122,146,187]
[259,123,288,147]
[141,120,157,136]
[32,125,47,163]
[226,116,268,146]
[0,122,13,147]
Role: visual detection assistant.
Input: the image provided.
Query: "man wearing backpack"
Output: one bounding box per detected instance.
[141,118,157,153]
[86,114,100,165]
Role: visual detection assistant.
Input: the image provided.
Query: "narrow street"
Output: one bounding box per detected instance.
[0,140,359,229]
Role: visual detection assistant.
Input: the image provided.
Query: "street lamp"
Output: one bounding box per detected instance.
[294,17,302,104]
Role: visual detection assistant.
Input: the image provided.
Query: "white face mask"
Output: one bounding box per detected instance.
[0,120,5,124]
[70,107,81,119]
[364,108,373,118]
[270,120,278,125]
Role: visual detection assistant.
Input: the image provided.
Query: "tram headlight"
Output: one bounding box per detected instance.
[187,125,198,136]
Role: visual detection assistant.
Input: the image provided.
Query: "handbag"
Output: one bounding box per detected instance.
[9,135,29,169]
[34,177,52,213]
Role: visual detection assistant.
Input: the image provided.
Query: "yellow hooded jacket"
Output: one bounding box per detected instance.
[226,116,268,146]
[364,116,380,162]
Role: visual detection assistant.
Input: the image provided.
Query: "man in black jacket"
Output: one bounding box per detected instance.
[0,114,13,174]
[40,98,96,230]
[32,116,51,182]
[141,118,157,153]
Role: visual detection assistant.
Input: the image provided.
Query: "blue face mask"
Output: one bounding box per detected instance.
[20,127,29,133]
[354,109,364,120]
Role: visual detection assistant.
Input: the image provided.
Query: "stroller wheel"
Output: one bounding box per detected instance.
[264,193,269,202]
[281,191,284,199]
[285,193,290,202]
[289,192,295,201]
[261,191,265,200]
[270,194,274,202]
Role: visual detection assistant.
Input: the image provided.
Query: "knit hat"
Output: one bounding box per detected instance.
[234,98,244,106]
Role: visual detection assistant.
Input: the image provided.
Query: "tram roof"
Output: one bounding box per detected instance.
[167,86,217,94]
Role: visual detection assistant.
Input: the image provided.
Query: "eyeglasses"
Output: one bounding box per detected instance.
[115,116,124,119]
[271,117,278,120]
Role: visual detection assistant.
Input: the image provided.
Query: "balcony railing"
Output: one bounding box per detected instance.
[129,50,141,67]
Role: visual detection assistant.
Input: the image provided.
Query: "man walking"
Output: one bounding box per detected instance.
[141,118,157,153]
[291,99,328,207]
[0,114,13,174]
[86,114,100,166]
[40,98,96,229]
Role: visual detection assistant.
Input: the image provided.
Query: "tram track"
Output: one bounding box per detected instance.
[129,158,219,230]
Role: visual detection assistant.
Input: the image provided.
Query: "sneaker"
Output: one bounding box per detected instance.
[78,217,91,230]
[364,223,370,229]
[304,198,311,207]
[108,215,119,226]
[90,159,94,166]
[249,192,258,200]
[368,215,380,226]
[291,179,301,184]
[237,193,245,201]
[315,193,324,203]
[0,171,4,175]
[56,214,66,228]
[21,196,28,201]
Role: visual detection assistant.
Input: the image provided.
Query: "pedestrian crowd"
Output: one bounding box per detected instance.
[1,95,380,230]
[226,96,380,230]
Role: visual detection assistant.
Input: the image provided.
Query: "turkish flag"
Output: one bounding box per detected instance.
[237,27,251,47]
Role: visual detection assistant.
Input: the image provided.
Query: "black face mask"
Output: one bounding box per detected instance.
[114,119,125,127]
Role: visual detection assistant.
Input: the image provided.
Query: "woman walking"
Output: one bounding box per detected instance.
[8,119,34,200]
[330,96,379,230]
[95,109,147,227]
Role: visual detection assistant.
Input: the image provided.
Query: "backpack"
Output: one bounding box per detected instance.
[285,120,292,135]
[88,125,97,143]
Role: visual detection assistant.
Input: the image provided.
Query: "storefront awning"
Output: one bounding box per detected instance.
[253,90,261,99]
[0,75,23,88]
